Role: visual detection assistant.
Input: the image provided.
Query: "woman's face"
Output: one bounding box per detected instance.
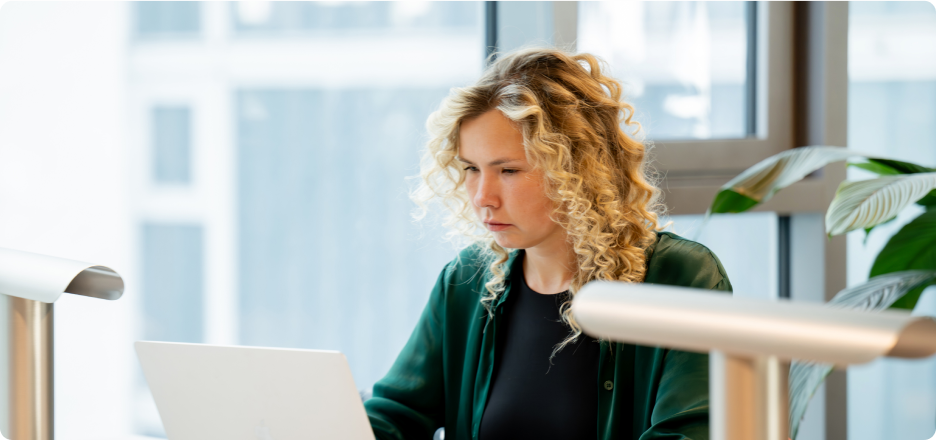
[458,109,566,251]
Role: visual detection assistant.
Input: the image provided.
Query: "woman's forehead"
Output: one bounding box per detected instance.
[458,110,526,162]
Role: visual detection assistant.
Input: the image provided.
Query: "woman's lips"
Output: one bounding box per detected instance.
[485,222,511,232]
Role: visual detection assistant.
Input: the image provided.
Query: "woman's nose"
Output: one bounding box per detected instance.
[473,172,500,209]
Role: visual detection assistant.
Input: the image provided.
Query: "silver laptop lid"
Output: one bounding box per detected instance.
[135,341,376,440]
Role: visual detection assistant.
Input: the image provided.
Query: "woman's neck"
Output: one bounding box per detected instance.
[522,234,577,295]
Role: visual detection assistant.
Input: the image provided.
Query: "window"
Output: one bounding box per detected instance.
[579,2,753,140]
[575,1,796,179]
[846,3,936,440]
[664,212,779,299]
[137,223,205,436]
[127,2,484,436]
[134,2,202,38]
[152,106,192,184]
[233,1,479,35]
[236,88,459,388]
[141,223,204,344]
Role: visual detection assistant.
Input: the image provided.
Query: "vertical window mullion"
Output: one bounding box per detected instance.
[777,214,791,299]
[485,1,498,63]
[745,1,758,137]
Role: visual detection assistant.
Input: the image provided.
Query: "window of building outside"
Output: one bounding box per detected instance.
[128,2,485,437]
[846,2,936,440]
[134,1,202,39]
[151,106,193,184]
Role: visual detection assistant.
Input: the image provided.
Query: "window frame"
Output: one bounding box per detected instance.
[492,2,839,217]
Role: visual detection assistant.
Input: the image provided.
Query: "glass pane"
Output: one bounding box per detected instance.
[495,2,556,52]
[137,223,204,436]
[141,223,204,343]
[236,88,459,390]
[233,1,480,35]
[134,1,202,38]
[578,1,751,140]
[152,106,192,184]
[662,212,778,300]
[846,2,936,440]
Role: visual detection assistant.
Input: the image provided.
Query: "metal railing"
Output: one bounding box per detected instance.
[572,281,936,440]
[1,248,124,440]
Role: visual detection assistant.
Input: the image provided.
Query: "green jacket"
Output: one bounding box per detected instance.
[365,232,732,440]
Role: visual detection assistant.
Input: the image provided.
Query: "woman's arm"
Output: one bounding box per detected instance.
[364,264,451,440]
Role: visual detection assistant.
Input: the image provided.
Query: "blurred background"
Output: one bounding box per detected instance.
[0,2,934,439]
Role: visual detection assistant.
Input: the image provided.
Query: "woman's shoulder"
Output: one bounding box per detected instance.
[443,243,490,280]
[644,231,732,292]
[437,242,513,290]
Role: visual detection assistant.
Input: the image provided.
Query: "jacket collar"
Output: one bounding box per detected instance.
[490,231,663,310]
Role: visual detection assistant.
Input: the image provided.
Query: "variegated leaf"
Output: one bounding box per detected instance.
[789,270,936,439]
[825,173,936,236]
[710,146,861,214]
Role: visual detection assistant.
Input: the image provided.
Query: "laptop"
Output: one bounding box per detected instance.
[135,341,376,440]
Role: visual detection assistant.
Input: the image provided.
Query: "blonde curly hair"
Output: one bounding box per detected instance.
[411,47,663,354]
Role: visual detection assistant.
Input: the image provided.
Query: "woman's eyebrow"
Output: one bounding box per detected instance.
[455,156,523,166]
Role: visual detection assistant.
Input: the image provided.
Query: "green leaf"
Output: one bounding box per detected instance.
[825,173,936,236]
[867,158,936,174]
[789,270,936,439]
[849,161,902,176]
[709,146,861,215]
[916,191,936,208]
[869,210,936,310]
[710,190,759,213]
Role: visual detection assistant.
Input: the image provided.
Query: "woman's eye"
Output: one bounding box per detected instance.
[502,169,519,175]
[463,166,479,172]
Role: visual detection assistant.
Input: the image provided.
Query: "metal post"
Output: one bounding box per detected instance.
[711,351,789,440]
[8,296,54,440]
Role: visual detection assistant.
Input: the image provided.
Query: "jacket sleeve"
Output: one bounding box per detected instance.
[364,263,451,440]
[639,250,733,440]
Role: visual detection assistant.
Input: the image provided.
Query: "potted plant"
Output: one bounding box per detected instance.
[704,146,936,439]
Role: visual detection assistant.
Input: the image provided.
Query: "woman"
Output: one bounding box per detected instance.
[364,48,731,440]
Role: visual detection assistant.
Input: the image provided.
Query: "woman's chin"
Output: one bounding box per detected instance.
[492,235,528,250]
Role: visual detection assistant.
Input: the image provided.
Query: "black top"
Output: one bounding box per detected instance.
[479,252,601,440]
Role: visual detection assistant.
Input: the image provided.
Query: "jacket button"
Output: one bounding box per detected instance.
[604,380,614,391]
